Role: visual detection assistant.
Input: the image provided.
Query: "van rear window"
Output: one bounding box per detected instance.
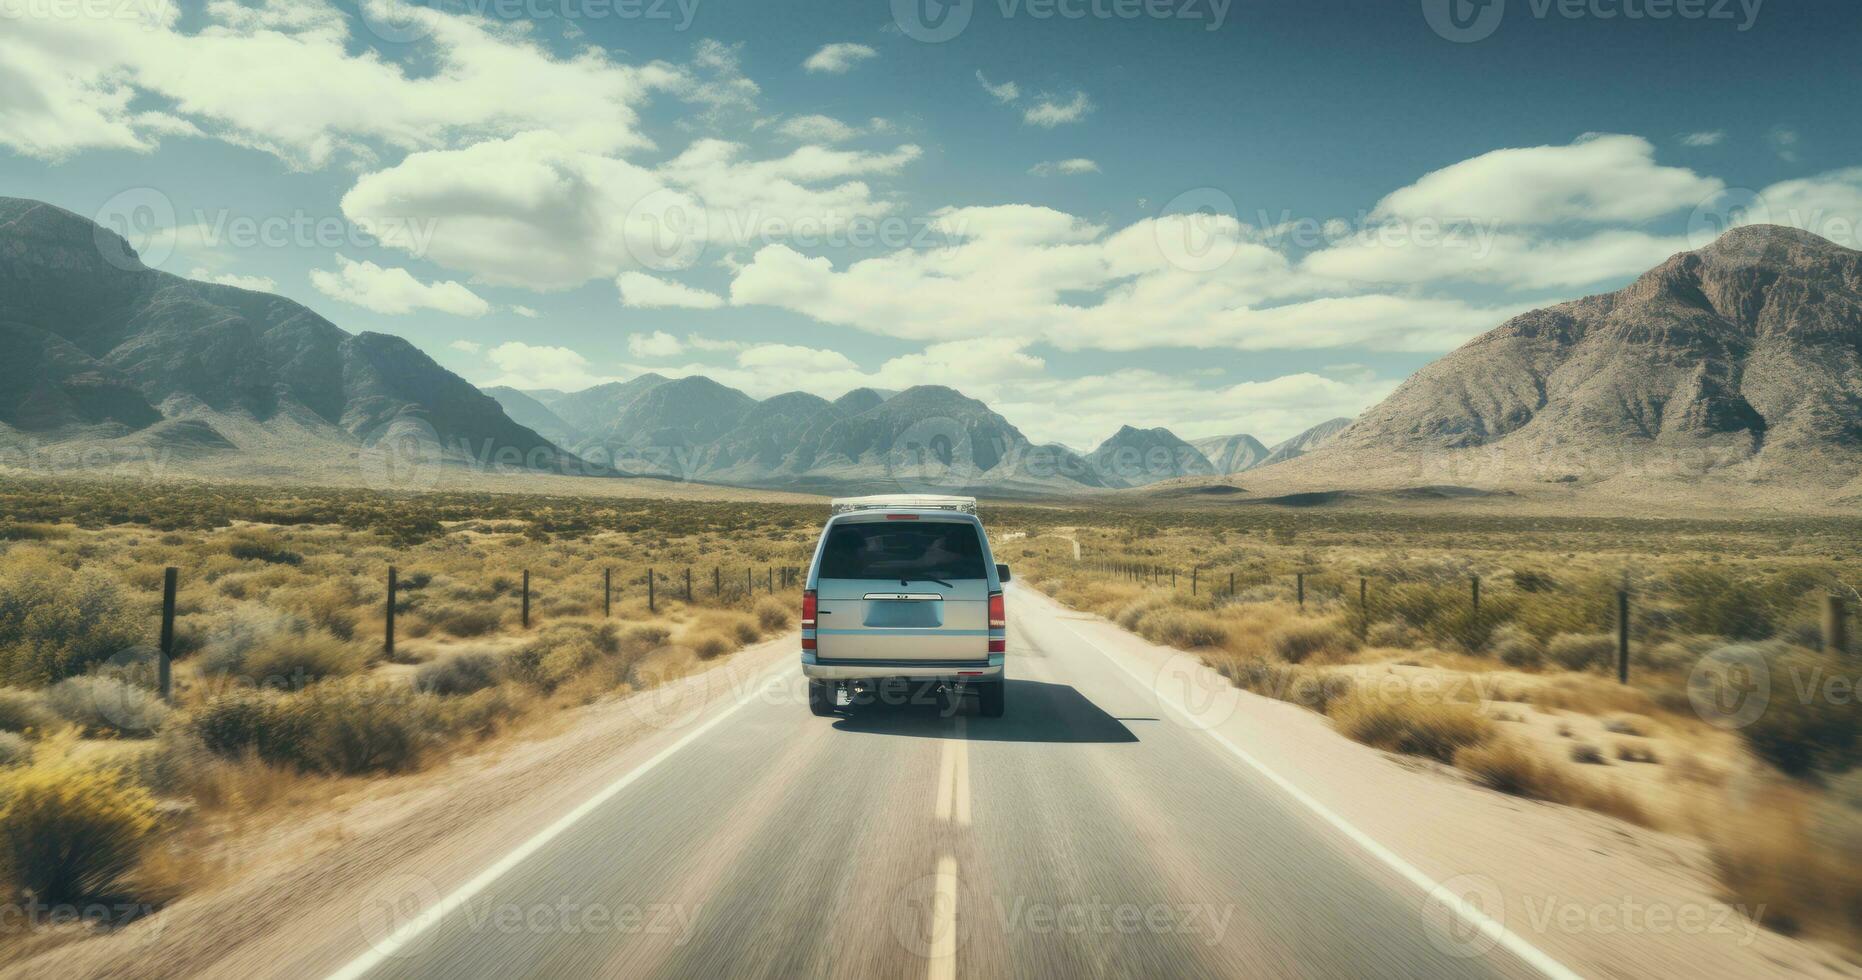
[818,522,986,581]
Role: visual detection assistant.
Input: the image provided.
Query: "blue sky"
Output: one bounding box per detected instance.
[4,0,1859,447]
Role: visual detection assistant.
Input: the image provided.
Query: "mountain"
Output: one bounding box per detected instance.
[1277,225,1862,495]
[1089,426,1217,486]
[482,386,580,449]
[1190,433,1271,474]
[0,197,570,473]
[690,390,842,481]
[1260,418,1352,466]
[546,375,668,438]
[832,387,887,416]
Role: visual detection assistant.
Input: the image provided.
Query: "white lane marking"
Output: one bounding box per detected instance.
[927,855,959,980]
[1057,618,1585,980]
[326,662,794,980]
[934,735,957,822]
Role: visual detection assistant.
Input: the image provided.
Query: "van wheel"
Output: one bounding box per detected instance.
[975,680,1005,718]
[808,681,838,716]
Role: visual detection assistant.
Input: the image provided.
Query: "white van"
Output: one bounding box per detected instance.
[801,495,1008,717]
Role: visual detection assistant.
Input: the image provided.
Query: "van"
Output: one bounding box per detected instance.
[801,495,1009,717]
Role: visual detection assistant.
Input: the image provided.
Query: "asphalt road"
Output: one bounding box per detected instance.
[338,584,1556,980]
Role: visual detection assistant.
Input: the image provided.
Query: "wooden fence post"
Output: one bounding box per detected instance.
[522,570,531,629]
[685,567,693,602]
[746,567,753,595]
[648,567,656,612]
[768,567,774,592]
[1228,571,1235,595]
[604,567,612,618]
[384,566,396,663]
[1297,572,1305,609]
[1617,589,1631,684]
[714,566,721,596]
[159,567,177,703]
[1191,568,1197,594]
[1172,569,1177,589]
[1825,594,1850,656]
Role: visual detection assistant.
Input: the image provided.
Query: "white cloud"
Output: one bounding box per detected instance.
[1372,134,1722,225]
[1302,228,1696,290]
[485,341,613,390]
[188,268,278,292]
[776,114,860,144]
[510,305,541,319]
[449,340,482,353]
[1028,158,1100,177]
[309,254,490,317]
[1681,131,1726,147]
[627,331,686,358]
[1770,126,1801,163]
[617,271,727,309]
[1736,167,1862,248]
[803,43,877,74]
[1023,92,1094,128]
[976,71,1020,104]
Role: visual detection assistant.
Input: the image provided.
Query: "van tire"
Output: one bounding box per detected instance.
[808,681,838,716]
[975,680,1005,718]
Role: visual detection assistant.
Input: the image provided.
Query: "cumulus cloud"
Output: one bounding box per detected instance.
[485,341,613,390]
[627,331,686,358]
[1681,131,1726,147]
[775,114,861,144]
[309,255,490,316]
[448,340,482,354]
[803,43,877,74]
[510,305,541,319]
[617,271,727,309]
[1372,134,1722,225]
[188,268,278,292]
[1024,92,1094,128]
[1028,159,1100,177]
[976,71,1020,104]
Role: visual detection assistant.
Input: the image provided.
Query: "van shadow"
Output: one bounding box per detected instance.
[830,679,1138,744]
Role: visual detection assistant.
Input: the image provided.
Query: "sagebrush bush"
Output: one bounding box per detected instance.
[1489,624,1544,668]
[1366,621,1419,649]
[286,681,438,775]
[414,652,502,696]
[1269,619,1358,664]
[1218,658,1355,715]
[426,604,502,638]
[0,553,144,685]
[1456,738,1648,825]
[189,691,308,767]
[0,688,55,733]
[45,676,169,736]
[1330,690,1494,763]
[753,597,792,632]
[689,631,733,660]
[236,631,366,685]
[1139,609,1226,649]
[0,760,158,901]
[1546,633,1615,672]
[0,733,30,767]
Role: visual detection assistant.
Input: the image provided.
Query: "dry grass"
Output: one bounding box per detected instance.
[1456,739,1651,826]
[1328,689,1495,763]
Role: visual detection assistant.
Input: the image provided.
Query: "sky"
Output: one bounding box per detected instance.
[4,0,1860,449]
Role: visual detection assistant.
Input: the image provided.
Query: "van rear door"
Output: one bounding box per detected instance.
[812,517,991,664]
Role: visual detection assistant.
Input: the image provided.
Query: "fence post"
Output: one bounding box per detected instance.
[1358,577,1368,640]
[1172,569,1177,589]
[384,566,396,663]
[1617,589,1631,684]
[1824,594,1848,657]
[768,567,774,593]
[746,567,753,595]
[685,567,693,601]
[522,570,531,629]
[604,567,612,618]
[714,566,721,596]
[1191,568,1197,594]
[1228,571,1235,595]
[648,567,656,612]
[159,566,177,703]
[1297,572,1305,609]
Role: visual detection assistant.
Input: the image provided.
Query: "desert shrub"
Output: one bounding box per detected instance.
[689,632,732,660]
[753,597,792,632]
[0,553,144,685]
[0,760,158,902]
[1705,644,1858,780]
[620,625,672,655]
[225,532,302,566]
[1615,742,1659,764]
[1367,621,1420,649]
[1457,739,1648,825]
[433,686,522,739]
[202,608,363,685]
[1489,624,1544,668]
[414,652,502,696]
[45,676,169,736]
[1669,567,1781,640]
[0,689,55,733]
[1570,743,1605,765]
[1219,658,1355,715]
[1330,690,1494,763]
[1546,633,1615,672]
[188,691,308,767]
[1269,619,1358,664]
[129,729,216,797]
[1140,609,1227,649]
[0,734,30,767]
[507,622,625,692]
[199,606,305,673]
[1114,597,1166,632]
[287,681,437,775]
[427,604,502,638]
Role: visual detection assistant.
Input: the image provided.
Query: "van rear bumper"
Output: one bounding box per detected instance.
[802,655,1003,682]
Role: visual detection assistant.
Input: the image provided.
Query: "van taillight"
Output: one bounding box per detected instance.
[801,589,817,651]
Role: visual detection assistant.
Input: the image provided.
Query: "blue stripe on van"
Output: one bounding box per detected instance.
[814,628,990,637]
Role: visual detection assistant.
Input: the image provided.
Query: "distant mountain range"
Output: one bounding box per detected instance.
[1230,224,1862,502]
[0,196,1334,495]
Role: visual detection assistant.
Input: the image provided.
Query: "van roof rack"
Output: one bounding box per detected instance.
[830,494,977,516]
